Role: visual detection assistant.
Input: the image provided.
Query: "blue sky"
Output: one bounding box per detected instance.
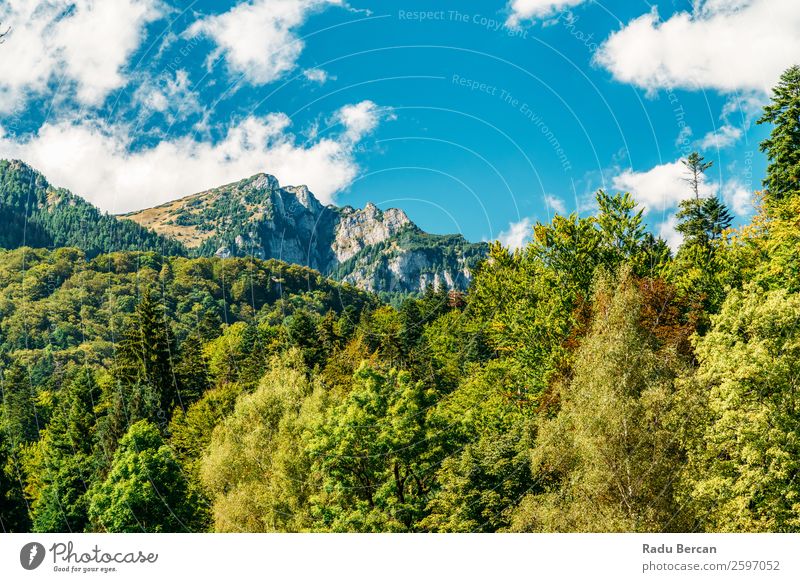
[1,0,796,249]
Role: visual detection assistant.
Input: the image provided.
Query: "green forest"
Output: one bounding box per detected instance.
[1,66,800,533]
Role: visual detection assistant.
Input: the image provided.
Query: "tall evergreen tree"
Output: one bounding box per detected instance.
[115,290,179,417]
[682,152,714,200]
[758,65,800,203]
[100,290,179,452]
[25,368,99,532]
[173,332,210,408]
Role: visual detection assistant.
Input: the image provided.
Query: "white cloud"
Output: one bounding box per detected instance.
[721,91,766,129]
[722,179,755,216]
[544,194,567,215]
[303,68,333,84]
[698,124,742,150]
[506,0,587,25]
[595,1,800,93]
[657,215,683,252]
[187,0,341,85]
[497,217,533,251]
[0,0,163,111]
[0,100,387,213]
[334,101,391,142]
[133,70,202,123]
[612,160,718,214]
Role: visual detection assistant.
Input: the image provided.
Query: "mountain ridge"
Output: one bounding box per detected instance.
[0,159,488,295]
[121,171,488,294]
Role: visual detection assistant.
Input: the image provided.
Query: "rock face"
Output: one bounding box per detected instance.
[122,173,488,293]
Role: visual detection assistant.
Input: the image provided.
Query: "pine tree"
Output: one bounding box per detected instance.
[101,290,179,450]
[173,333,210,407]
[1,362,39,444]
[758,65,800,203]
[675,152,733,248]
[116,290,179,416]
[682,152,714,200]
[701,196,733,241]
[25,368,99,532]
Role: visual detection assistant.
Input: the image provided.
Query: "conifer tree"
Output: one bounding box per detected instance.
[25,368,99,532]
[758,65,800,202]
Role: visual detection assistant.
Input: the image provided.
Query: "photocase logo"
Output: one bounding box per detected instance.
[20,542,46,570]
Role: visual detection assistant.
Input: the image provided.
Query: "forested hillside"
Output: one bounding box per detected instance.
[0,160,185,257]
[1,66,799,533]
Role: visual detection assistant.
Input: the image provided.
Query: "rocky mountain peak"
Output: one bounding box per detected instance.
[247,173,281,192]
[283,184,323,214]
[117,170,487,293]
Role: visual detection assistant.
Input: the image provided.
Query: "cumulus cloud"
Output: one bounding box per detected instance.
[612,160,718,214]
[497,217,533,251]
[303,68,333,84]
[544,194,567,215]
[595,0,800,93]
[334,101,392,142]
[0,0,163,111]
[698,124,742,150]
[0,100,388,213]
[133,70,202,123]
[187,0,342,85]
[722,179,755,216]
[506,0,587,25]
[721,91,767,130]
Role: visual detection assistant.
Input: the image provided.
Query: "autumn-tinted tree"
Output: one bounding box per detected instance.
[511,271,688,532]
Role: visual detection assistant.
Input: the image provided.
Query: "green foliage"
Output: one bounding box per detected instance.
[758,65,800,203]
[423,360,535,532]
[308,365,435,531]
[0,160,185,257]
[200,351,315,532]
[88,420,199,532]
[0,427,30,531]
[679,286,800,531]
[24,368,99,532]
[511,271,689,532]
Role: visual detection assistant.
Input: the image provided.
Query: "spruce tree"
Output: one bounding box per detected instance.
[682,152,714,200]
[26,368,99,532]
[758,65,800,203]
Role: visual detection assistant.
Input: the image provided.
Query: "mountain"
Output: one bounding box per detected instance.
[0,160,184,257]
[122,173,488,294]
[0,160,487,295]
